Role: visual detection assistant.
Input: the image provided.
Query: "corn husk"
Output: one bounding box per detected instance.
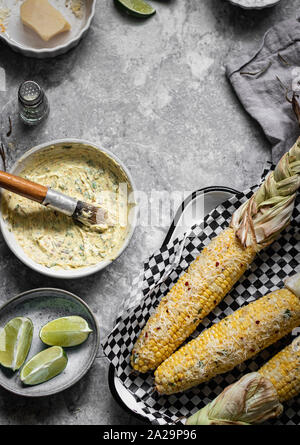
[231,138,300,249]
[293,92,300,125]
[185,373,283,425]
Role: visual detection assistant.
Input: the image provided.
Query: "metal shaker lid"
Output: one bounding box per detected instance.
[18,81,43,106]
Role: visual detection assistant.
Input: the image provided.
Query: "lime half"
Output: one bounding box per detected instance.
[115,0,156,17]
[0,317,33,371]
[40,316,92,347]
[20,346,67,386]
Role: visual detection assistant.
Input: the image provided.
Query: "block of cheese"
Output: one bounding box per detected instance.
[20,0,71,42]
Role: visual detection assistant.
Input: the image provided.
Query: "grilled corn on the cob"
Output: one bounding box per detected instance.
[131,228,257,372]
[186,335,300,425]
[131,138,300,373]
[155,273,300,394]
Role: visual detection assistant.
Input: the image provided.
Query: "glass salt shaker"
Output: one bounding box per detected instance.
[18,81,49,126]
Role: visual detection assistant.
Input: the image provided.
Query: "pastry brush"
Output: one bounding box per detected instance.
[0,170,109,227]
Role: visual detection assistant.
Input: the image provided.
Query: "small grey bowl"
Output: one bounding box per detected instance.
[228,0,281,9]
[0,288,100,397]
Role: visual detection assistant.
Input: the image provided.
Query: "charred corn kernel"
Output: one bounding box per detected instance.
[259,336,300,403]
[131,228,257,372]
[155,288,300,394]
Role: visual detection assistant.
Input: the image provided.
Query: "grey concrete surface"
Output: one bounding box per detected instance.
[0,0,298,425]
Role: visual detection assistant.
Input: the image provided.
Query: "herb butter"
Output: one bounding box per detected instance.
[1,145,130,270]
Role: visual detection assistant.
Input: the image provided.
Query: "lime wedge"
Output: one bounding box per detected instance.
[20,346,67,386]
[40,316,92,347]
[0,317,33,371]
[115,0,156,17]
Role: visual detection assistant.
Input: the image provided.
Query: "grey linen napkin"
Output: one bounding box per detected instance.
[226,13,300,162]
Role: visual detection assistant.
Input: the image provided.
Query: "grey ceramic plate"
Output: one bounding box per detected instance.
[0,288,100,397]
[228,0,281,9]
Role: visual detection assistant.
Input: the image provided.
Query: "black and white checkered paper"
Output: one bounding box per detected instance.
[103,166,300,425]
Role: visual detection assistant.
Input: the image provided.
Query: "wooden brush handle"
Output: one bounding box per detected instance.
[0,170,48,204]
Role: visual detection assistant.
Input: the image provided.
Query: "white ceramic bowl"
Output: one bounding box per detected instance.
[228,0,281,8]
[0,0,96,58]
[0,139,138,279]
